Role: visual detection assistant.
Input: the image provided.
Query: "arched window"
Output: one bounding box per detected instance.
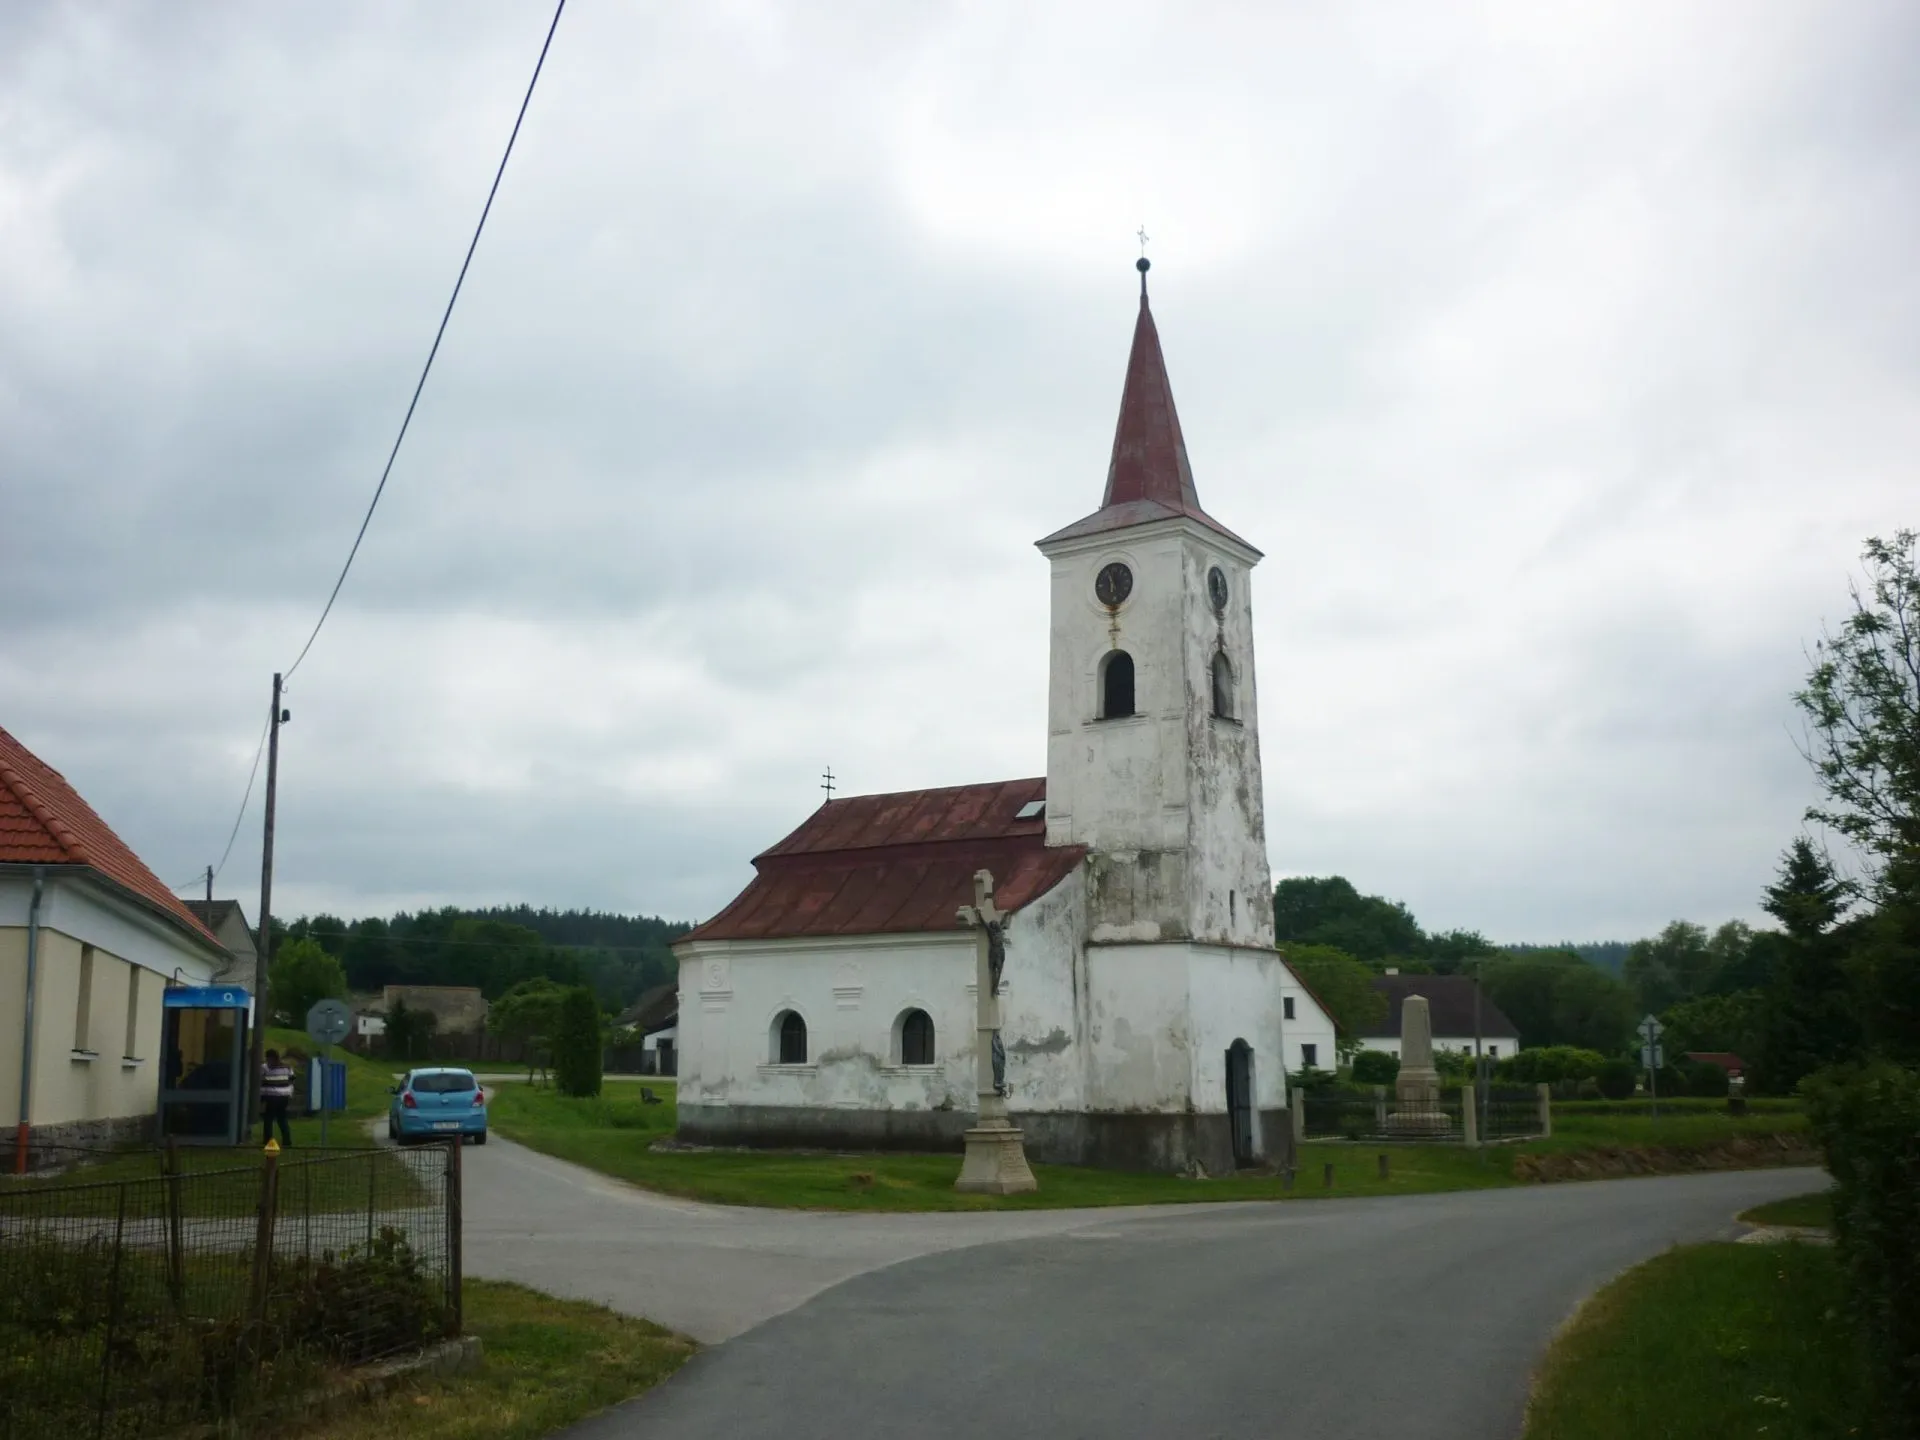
[773,1010,808,1065]
[1100,650,1135,719]
[1211,651,1234,719]
[899,1008,935,1065]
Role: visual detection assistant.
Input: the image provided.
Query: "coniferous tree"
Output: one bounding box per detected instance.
[1757,839,1860,1091]
[552,986,604,1099]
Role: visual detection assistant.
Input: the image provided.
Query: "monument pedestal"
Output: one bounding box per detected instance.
[954,1121,1038,1195]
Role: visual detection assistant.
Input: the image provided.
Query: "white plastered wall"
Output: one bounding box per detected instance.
[675,870,1091,1118]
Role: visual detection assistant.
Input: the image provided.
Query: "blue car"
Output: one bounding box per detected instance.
[388,1067,488,1145]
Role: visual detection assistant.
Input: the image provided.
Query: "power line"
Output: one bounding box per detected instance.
[181,2,567,894]
[283,0,567,680]
[174,709,273,894]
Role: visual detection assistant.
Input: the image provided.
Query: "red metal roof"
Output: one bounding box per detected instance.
[1038,282,1256,553]
[0,724,219,948]
[685,778,1085,943]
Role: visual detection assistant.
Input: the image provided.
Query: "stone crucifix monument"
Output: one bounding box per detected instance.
[1386,992,1449,1136]
[954,869,1039,1194]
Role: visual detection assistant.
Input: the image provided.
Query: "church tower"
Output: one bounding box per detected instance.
[1037,260,1273,951]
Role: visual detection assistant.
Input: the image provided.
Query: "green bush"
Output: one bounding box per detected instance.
[1497,1045,1607,1086]
[1803,1062,1920,1435]
[1349,1049,1399,1085]
[553,986,604,1099]
[1683,1061,1730,1098]
[1596,1059,1637,1100]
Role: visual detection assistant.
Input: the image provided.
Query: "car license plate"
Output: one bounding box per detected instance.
[432,1121,460,1131]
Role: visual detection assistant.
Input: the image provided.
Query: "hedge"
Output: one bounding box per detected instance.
[1803,1062,1920,1436]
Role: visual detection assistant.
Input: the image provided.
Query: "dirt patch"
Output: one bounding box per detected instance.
[1513,1133,1821,1182]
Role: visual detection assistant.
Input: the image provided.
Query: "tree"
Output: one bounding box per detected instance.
[1757,839,1863,1092]
[1280,944,1387,1048]
[552,986,604,1098]
[1425,929,1495,975]
[1624,921,1715,1014]
[1796,531,1920,882]
[382,998,438,1061]
[488,977,570,1084]
[1660,990,1766,1060]
[267,937,348,1028]
[1764,838,1849,939]
[1273,877,1424,964]
[1350,1050,1399,1085]
[1479,951,1635,1054]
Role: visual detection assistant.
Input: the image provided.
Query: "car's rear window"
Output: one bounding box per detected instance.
[411,1073,477,1093]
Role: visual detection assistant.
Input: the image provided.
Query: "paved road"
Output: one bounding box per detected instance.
[495,1154,1822,1440]
[463,1136,1206,1342]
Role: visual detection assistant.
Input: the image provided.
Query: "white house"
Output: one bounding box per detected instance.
[2,725,229,1165]
[673,264,1336,1174]
[1357,973,1522,1061]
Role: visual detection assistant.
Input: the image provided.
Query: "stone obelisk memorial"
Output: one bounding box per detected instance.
[954,870,1038,1194]
[1387,992,1449,1135]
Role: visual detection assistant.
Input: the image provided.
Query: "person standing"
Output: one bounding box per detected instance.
[260,1049,295,1147]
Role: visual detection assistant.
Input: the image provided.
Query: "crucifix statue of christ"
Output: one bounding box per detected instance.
[953,869,1038,1193]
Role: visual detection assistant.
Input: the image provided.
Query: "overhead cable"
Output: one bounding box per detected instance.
[283,0,568,679]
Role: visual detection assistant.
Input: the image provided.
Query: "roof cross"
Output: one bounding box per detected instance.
[1137,225,1149,257]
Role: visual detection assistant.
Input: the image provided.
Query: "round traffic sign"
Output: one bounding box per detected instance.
[307,997,352,1046]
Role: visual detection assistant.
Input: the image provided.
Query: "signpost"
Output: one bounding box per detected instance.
[306,999,352,1148]
[1638,1014,1666,1118]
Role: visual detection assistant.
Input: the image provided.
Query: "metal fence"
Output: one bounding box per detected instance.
[0,1143,462,1440]
[1301,1086,1546,1143]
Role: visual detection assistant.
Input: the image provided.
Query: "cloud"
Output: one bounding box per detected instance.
[2,0,1916,941]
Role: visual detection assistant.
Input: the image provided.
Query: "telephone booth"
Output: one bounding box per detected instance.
[158,985,251,1145]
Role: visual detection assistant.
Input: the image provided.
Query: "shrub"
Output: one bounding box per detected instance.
[1575,1077,1604,1100]
[553,986,604,1099]
[1803,1062,1920,1435]
[1684,1061,1731,1098]
[1499,1045,1608,1086]
[1350,1050,1399,1085]
[1596,1059,1637,1100]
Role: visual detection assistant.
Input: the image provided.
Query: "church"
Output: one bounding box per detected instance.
[672,263,1336,1175]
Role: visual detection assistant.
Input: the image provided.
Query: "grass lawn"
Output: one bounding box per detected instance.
[282,1280,694,1440]
[1740,1189,1834,1228]
[485,1080,1816,1212]
[1523,1242,1865,1440]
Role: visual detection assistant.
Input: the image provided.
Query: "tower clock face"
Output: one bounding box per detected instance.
[1095,562,1133,609]
[1207,566,1229,613]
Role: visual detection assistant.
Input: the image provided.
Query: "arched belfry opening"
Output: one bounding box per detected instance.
[1101,650,1136,719]
[1211,651,1235,720]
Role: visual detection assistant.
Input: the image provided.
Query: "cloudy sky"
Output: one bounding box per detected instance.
[3,1,1914,942]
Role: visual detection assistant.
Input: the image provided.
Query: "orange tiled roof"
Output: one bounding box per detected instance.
[0,725,220,948]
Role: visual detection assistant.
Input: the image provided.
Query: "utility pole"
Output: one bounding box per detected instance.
[205,865,213,906]
[247,674,287,1136]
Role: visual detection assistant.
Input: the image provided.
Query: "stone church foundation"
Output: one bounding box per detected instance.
[675,1103,1296,1177]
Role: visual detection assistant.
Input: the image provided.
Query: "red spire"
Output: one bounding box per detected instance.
[1036,261,1256,553]
[1102,276,1201,513]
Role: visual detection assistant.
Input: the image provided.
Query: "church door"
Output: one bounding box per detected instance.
[1226,1040,1256,1166]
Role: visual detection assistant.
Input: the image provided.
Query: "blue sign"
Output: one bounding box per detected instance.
[307,1058,348,1113]
[163,985,251,1009]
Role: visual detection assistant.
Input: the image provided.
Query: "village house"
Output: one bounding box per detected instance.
[673,267,1337,1175]
[1357,972,1522,1061]
[1,725,229,1164]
